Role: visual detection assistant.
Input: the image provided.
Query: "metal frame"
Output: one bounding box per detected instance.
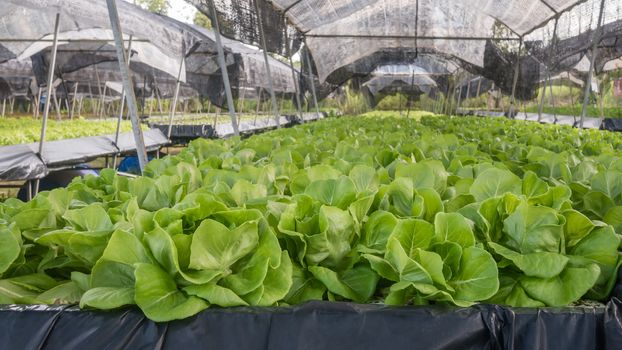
[106,0,148,173]
[207,0,239,136]
[580,0,607,129]
[303,39,321,118]
[509,37,523,119]
[37,13,61,157]
[283,19,303,121]
[254,0,281,128]
[112,35,133,169]
[167,52,185,139]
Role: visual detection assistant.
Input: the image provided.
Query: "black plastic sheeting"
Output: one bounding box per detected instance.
[150,124,217,144]
[601,118,622,132]
[0,129,170,181]
[0,299,621,350]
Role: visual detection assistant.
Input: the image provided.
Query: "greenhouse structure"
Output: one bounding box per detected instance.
[0,0,622,349]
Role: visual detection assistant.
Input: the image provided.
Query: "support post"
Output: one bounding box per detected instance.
[70,82,78,120]
[167,50,184,139]
[538,76,550,122]
[253,0,280,127]
[37,13,60,156]
[406,70,415,118]
[35,88,42,119]
[113,35,133,168]
[568,72,576,123]
[106,0,148,173]
[99,84,108,119]
[78,96,83,117]
[549,71,557,123]
[255,89,262,126]
[509,37,523,119]
[207,0,239,135]
[53,89,61,120]
[303,39,321,119]
[283,22,303,121]
[1,99,5,117]
[580,0,606,130]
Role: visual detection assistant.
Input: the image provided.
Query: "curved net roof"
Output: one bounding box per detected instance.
[193,0,622,101]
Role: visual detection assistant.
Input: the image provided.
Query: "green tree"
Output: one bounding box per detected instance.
[134,0,170,15]
[194,11,212,29]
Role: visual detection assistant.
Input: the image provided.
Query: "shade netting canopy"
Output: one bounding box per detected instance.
[192,0,622,100]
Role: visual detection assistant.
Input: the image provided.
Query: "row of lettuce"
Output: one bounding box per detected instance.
[0,115,621,322]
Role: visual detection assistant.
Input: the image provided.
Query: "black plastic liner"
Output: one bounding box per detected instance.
[0,299,621,350]
[150,124,217,144]
[601,119,622,132]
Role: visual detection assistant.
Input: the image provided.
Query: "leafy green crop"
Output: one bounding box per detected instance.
[0,117,139,146]
[0,115,620,321]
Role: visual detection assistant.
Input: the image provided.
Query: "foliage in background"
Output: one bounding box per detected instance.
[133,0,169,15]
[375,93,411,111]
[194,12,212,29]
[0,118,138,146]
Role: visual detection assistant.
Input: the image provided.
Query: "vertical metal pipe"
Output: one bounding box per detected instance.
[99,84,108,119]
[255,89,261,126]
[580,0,607,129]
[38,13,60,156]
[78,96,83,116]
[303,39,321,118]
[538,76,550,121]
[112,36,133,168]
[167,52,184,139]
[548,72,557,123]
[106,0,148,173]
[114,35,132,147]
[568,72,576,123]
[283,22,303,121]
[253,0,280,127]
[509,37,523,119]
[35,88,42,119]
[476,78,482,111]
[70,82,78,120]
[52,89,62,120]
[207,0,239,135]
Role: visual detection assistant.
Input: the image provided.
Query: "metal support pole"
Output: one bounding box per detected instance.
[538,76,550,121]
[303,40,321,119]
[580,0,606,129]
[476,78,482,110]
[167,51,183,139]
[456,86,462,115]
[509,37,523,119]
[283,22,303,121]
[548,71,557,123]
[255,89,262,126]
[207,0,239,135]
[568,72,576,123]
[464,79,471,113]
[253,0,280,127]
[52,89,61,120]
[112,35,133,168]
[106,0,148,173]
[35,88,42,119]
[99,84,108,119]
[1,99,5,117]
[78,96,83,117]
[38,13,60,156]
[70,82,78,120]
[598,76,606,126]
[406,70,415,118]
